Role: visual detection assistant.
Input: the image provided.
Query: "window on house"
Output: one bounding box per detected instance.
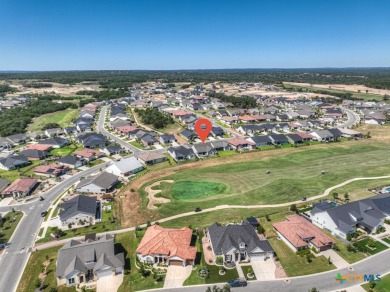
[68,278,75,284]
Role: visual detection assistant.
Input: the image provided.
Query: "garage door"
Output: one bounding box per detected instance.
[98,269,112,278]
[250,254,265,261]
[169,260,183,266]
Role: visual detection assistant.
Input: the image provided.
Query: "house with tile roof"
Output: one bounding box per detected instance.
[34,164,69,177]
[206,222,274,265]
[136,225,197,266]
[273,214,335,252]
[1,178,38,198]
[56,234,124,288]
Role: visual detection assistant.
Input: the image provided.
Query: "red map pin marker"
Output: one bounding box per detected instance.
[195,118,212,143]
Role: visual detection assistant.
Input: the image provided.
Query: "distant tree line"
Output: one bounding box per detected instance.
[22,82,53,88]
[1,68,390,89]
[208,92,257,108]
[0,101,77,136]
[135,108,174,129]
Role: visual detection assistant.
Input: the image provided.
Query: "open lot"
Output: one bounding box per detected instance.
[28,109,79,132]
[0,160,41,182]
[50,144,83,156]
[0,211,23,244]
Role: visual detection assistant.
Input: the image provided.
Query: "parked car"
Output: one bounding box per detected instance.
[194,207,202,212]
[41,211,48,217]
[301,197,307,201]
[227,279,247,287]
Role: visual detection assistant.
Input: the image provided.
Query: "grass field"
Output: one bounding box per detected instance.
[284,84,384,101]
[28,109,79,132]
[171,181,228,200]
[362,273,390,291]
[0,211,23,244]
[142,141,390,218]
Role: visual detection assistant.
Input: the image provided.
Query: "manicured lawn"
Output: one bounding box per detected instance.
[217,150,236,157]
[0,160,42,182]
[0,211,23,244]
[269,238,336,277]
[130,141,144,149]
[353,238,389,255]
[160,207,286,229]
[87,158,104,167]
[171,181,228,200]
[102,202,115,222]
[28,109,79,132]
[143,142,390,219]
[184,233,239,286]
[16,246,76,292]
[241,265,256,281]
[117,231,165,292]
[50,144,83,156]
[362,273,390,291]
[382,237,390,245]
[36,218,121,244]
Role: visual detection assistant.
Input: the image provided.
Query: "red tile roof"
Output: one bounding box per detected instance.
[171,110,191,117]
[73,148,103,159]
[34,164,67,175]
[2,178,38,194]
[296,132,315,139]
[272,214,335,249]
[137,225,197,261]
[227,137,255,147]
[26,144,53,151]
[116,125,138,133]
[239,115,257,122]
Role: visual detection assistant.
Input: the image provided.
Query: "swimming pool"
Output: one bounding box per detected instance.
[386,187,390,192]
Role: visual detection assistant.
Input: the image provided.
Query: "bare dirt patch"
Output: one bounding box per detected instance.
[284,82,390,95]
[145,180,173,209]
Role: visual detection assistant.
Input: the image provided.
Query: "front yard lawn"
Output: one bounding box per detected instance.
[87,158,104,167]
[362,273,390,291]
[217,150,236,157]
[382,237,390,245]
[184,233,239,286]
[241,265,256,281]
[117,231,164,292]
[130,141,144,149]
[269,238,336,277]
[353,238,388,255]
[0,211,23,244]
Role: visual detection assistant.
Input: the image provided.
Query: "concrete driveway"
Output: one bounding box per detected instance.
[250,259,276,281]
[96,274,123,292]
[316,249,349,269]
[163,265,192,288]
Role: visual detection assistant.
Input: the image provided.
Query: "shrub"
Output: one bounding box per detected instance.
[216,256,224,265]
[290,204,297,212]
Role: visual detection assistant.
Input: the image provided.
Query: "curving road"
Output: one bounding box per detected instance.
[339,107,360,128]
[158,248,390,292]
[0,161,111,292]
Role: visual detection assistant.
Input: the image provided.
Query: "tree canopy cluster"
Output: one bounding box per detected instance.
[209,92,257,108]
[0,101,77,136]
[42,123,61,130]
[0,84,17,95]
[135,108,174,129]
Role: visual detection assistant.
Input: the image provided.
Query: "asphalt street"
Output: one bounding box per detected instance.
[0,161,111,292]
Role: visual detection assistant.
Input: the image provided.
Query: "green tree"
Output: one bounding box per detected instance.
[257,224,265,235]
[290,204,298,212]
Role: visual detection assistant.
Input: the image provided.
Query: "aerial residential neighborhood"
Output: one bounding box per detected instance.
[1,1,390,292]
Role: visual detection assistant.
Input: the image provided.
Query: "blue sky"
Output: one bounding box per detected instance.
[1,0,389,70]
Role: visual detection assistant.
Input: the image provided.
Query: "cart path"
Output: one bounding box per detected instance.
[35,175,390,250]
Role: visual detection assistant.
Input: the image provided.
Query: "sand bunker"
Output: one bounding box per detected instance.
[145,180,174,209]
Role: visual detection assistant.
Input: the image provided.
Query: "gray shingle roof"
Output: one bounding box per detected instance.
[76,171,118,189]
[208,222,274,255]
[56,234,124,279]
[59,195,97,221]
